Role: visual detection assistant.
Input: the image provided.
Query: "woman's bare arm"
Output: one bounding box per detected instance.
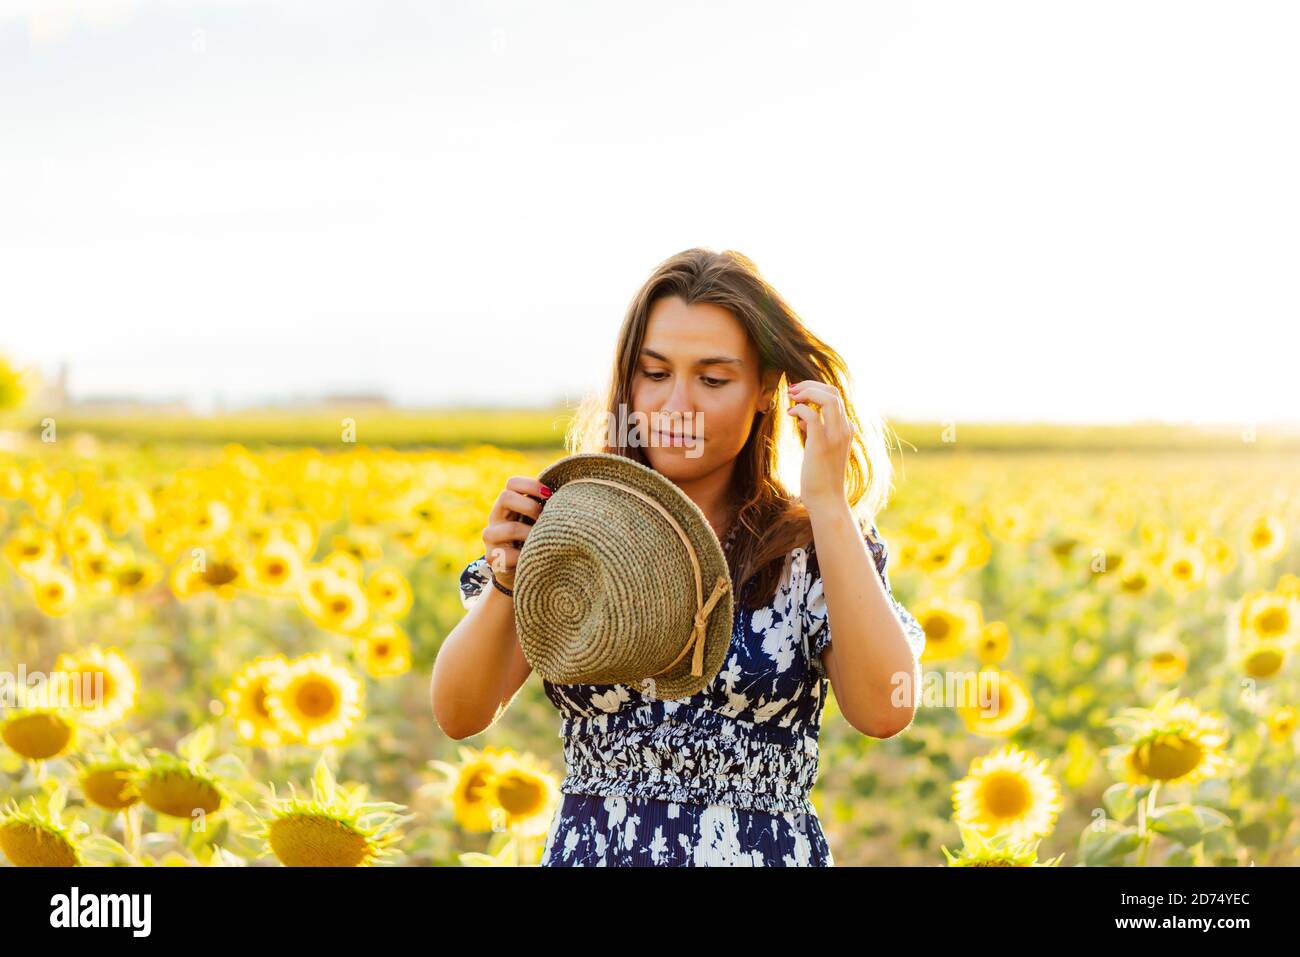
[430,475,549,739]
[431,582,532,738]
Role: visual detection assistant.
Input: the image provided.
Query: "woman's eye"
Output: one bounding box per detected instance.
[640,370,726,387]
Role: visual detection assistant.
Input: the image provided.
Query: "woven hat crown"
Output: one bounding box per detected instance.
[513,453,734,701]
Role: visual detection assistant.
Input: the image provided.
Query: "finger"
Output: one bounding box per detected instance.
[787,403,820,442]
[486,544,521,574]
[788,381,837,408]
[504,475,552,503]
[787,398,824,426]
[499,488,545,523]
[485,519,536,547]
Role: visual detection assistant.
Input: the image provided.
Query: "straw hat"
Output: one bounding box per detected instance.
[512,452,735,701]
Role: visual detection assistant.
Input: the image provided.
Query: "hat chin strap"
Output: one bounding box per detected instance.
[564,477,730,678]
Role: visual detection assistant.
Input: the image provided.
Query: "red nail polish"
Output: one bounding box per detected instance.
[540,485,552,497]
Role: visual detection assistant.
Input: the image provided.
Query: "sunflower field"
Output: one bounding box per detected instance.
[0,426,1297,866]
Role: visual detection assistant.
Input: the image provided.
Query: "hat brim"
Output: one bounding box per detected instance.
[528,452,734,701]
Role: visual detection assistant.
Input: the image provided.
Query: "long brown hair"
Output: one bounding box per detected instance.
[565,248,899,607]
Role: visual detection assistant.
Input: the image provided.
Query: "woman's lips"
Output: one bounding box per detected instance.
[654,430,698,447]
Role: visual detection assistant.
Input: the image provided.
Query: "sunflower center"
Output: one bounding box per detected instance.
[295,678,338,718]
[1,712,74,760]
[269,814,371,867]
[202,562,239,586]
[1244,647,1284,678]
[1135,734,1204,781]
[1254,607,1288,638]
[924,615,951,642]
[496,773,544,816]
[252,685,271,718]
[0,821,79,866]
[981,771,1031,819]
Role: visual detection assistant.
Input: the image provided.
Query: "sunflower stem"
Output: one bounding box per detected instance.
[1135,782,1160,866]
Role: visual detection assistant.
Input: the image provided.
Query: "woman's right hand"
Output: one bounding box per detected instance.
[481,476,553,590]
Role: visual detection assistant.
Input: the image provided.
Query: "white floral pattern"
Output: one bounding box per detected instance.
[456,517,924,865]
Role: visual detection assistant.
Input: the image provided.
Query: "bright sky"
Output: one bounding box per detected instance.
[1,0,1297,425]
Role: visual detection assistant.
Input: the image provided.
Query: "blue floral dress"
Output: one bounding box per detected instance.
[456,517,926,866]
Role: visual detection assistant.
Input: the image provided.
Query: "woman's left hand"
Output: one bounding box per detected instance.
[787,379,852,509]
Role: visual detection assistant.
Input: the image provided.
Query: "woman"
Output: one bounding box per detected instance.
[431,248,926,866]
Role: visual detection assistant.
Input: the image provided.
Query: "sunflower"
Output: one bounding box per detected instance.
[428,745,515,833]
[0,706,76,760]
[1087,543,1127,577]
[137,752,226,820]
[72,547,120,596]
[75,759,142,811]
[366,566,413,618]
[299,566,370,636]
[246,538,303,597]
[225,655,298,747]
[330,532,383,564]
[1116,556,1155,596]
[1104,690,1234,787]
[2,523,58,575]
[1160,546,1206,594]
[53,646,139,730]
[320,549,365,582]
[0,785,126,866]
[58,508,105,555]
[1200,537,1236,577]
[1244,514,1286,563]
[941,823,1063,867]
[169,546,246,600]
[360,621,412,678]
[478,751,561,838]
[957,668,1034,736]
[276,514,318,557]
[110,549,162,597]
[1265,705,1297,745]
[393,521,437,558]
[257,755,409,866]
[975,621,1011,665]
[29,562,78,616]
[1138,632,1189,683]
[914,537,970,580]
[0,462,23,498]
[1230,589,1299,646]
[951,744,1063,842]
[263,652,364,746]
[982,501,1037,544]
[913,595,983,663]
[1261,704,1296,746]
[1233,638,1288,680]
[0,789,83,866]
[188,498,233,542]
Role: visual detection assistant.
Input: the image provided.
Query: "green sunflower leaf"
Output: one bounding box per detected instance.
[1148,804,1230,846]
[1078,820,1141,866]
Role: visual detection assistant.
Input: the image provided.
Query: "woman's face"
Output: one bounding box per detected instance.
[630,295,773,483]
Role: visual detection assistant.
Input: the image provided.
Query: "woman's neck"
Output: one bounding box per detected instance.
[673,462,737,540]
